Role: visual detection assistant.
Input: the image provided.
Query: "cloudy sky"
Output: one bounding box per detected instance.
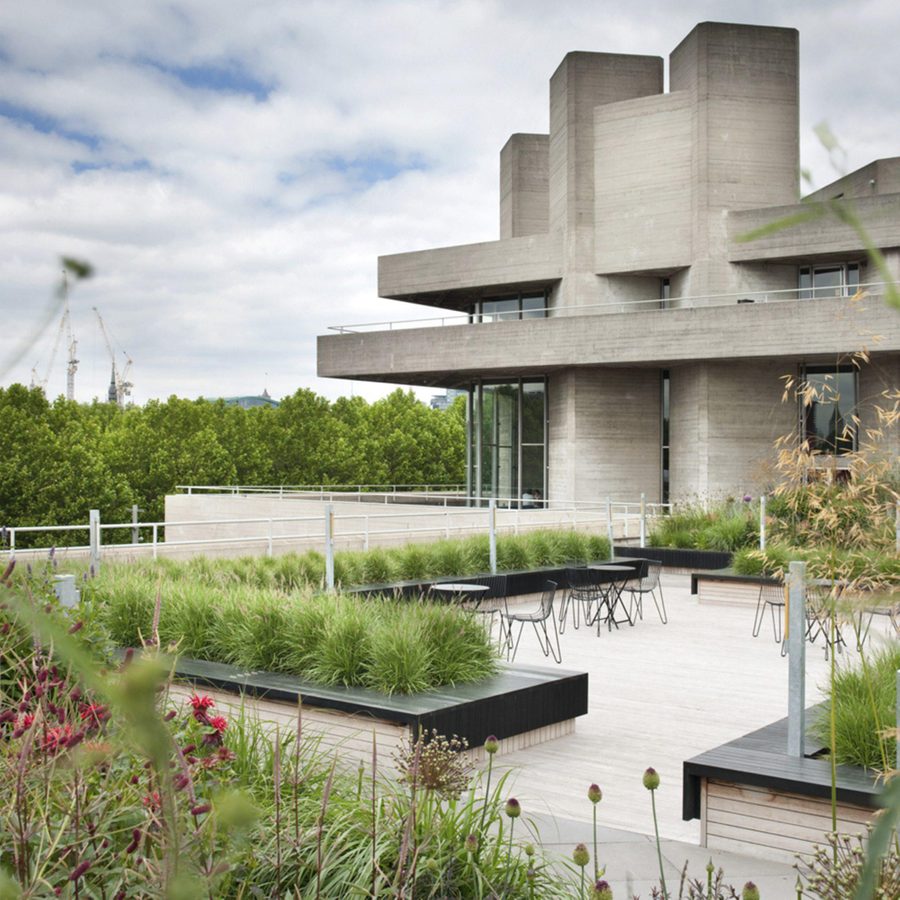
[2,0,898,404]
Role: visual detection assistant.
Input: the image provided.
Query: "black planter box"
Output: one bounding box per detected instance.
[614,546,732,571]
[348,557,647,601]
[172,657,589,750]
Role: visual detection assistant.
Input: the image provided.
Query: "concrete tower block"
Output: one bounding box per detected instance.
[548,52,663,309]
[670,22,799,296]
[500,133,550,239]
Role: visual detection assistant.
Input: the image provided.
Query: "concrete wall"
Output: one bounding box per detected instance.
[728,193,900,262]
[670,22,800,297]
[548,51,663,309]
[669,360,797,502]
[500,133,549,239]
[377,232,562,304]
[805,158,900,202]
[594,91,693,275]
[858,352,900,464]
[548,368,661,503]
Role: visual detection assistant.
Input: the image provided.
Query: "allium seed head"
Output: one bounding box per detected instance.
[484,735,499,755]
[592,879,613,899]
[588,783,602,804]
[573,843,590,868]
[642,767,660,791]
[505,797,521,818]
[741,883,760,900]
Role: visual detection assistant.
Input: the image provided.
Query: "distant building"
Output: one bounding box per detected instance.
[429,389,466,411]
[318,22,900,506]
[219,389,279,409]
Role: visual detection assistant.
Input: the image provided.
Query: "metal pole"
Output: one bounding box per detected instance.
[152,524,158,560]
[639,493,647,548]
[760,495,767,551]
[9,529,14,558]
[325,503,335,591]
[606,497,614,554]
[89,509,101,574]
[787,560,807,758]
[131,504,140,545]
[364,514,370,552]
[489,498,497,575]
[267,519,273,557]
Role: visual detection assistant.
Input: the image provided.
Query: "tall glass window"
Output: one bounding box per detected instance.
[660,370,670,504]
[802,366,857,454]
[467,378,547,506]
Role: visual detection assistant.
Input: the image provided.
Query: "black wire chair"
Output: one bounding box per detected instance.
[752,581,786,643]
[623,560,667,624]
[464,573,510,649]
[503,580,561,663]
[559,566,597,633]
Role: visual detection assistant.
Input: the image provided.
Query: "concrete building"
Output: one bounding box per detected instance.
[318,22,900,507]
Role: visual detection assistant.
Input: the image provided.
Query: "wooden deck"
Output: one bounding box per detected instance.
[495,571,895,845]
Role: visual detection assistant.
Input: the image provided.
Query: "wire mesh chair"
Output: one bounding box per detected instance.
[623,560,667,624]
[464,573,509,648]
[503,580,561,663]
[805,580,846,660]
[752,581,786,643]
[559,566,597,633]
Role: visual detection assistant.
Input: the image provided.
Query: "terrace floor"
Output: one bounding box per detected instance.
[494,571,894,897]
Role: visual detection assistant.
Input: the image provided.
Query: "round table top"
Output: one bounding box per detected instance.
[431,582,489,593]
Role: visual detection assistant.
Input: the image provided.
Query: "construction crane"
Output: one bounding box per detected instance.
[93,307,133,408]
[31,270,78,400]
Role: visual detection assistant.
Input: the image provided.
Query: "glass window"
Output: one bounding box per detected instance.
[476,291,548,322]
[521,295,546,318]
[468,378,546,505]
[802,368,857,454]
[798,264,863,300]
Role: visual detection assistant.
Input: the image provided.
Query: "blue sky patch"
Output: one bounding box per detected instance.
[142,57,273,101]
[71,158,152,175]
[0,100,100,150]
[324,152,428,187]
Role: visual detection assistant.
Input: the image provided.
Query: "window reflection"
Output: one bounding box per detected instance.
[802,368,857,454]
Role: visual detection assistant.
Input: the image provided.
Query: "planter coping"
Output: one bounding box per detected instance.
[682,705,883,821]
[173,655,588,730]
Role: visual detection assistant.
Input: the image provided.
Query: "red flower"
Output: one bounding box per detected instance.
[208,715,227,733]
[142,791,161,810]
[42,724,74,755]
[189,694,215,712]
[79,703,109,729]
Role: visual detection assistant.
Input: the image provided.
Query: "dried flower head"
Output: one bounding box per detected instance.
[396,729,471,799]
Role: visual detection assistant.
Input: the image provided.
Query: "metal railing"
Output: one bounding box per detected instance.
[327,282,890,334]
[2,492,670,587]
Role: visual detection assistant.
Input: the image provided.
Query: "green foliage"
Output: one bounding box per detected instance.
[0,385,465,544]
[648,501,758,551]
[813,645,900,771]
[85,568,499,695]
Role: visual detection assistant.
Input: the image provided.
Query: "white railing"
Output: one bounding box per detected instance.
[326,282,889,334]
[1,493,670,587]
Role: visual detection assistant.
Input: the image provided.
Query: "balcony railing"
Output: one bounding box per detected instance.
[326,283,889,334]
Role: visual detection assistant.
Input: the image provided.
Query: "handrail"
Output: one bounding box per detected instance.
[326,282,890,334]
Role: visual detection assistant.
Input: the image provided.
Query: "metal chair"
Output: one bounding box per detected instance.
[623,560,667,624]
[504,580,561,663]
[559,566,597,633]
[752,582,786,643]
[465,573,509,648]
[805,580,846,659]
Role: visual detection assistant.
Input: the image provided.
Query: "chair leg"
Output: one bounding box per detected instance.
[548,611,562,663]
[653,585,667,624]
[769,602,783,644]
[752,595,765,637]
[508,620,527,662]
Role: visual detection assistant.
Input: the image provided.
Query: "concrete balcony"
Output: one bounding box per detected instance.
[378,232,563,304]
[728,194,900,262]
[317,293,900,386]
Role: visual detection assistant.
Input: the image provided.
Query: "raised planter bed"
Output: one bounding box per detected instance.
[683,709,880,864]
[348,557,646,601]
[170,656,588,771]
[615,546,733,571]
[691,569,779,606]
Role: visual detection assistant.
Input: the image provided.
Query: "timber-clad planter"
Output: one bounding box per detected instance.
[683,709,880,864]
[171,656,588,768]
[690,570,779,606]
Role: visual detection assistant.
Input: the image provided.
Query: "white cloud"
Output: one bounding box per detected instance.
[0,0,898,404]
